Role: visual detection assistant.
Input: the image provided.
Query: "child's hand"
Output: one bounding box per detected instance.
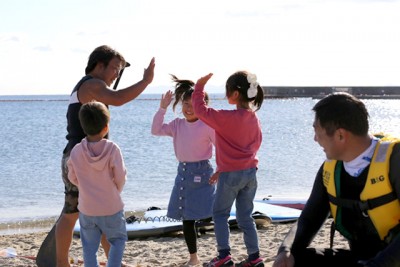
[160,90,173,109]
[209,171,219,185]
[196,73,213,87]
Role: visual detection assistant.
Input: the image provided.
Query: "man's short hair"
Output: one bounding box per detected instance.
[85,45,126,75]
[312,92,369,136]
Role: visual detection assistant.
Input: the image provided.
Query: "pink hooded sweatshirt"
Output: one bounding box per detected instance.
[67,138,126,216]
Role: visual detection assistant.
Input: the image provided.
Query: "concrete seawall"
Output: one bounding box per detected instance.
[262,86,400,99]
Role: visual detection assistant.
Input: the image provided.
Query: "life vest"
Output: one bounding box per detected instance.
[323,137,400,241]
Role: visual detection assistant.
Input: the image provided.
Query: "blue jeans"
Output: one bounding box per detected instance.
[79,210,127,267]
[213,168,259,256]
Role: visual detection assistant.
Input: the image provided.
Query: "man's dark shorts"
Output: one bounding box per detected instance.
[62,152,79,214]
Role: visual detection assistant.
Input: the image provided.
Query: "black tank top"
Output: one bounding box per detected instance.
[63,75,93,153]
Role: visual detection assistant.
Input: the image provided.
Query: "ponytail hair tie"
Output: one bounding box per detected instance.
[247,73,258,98]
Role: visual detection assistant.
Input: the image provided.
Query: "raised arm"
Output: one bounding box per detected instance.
[151,90,174,136]
[159,90,173,109]
[79,57,155,106]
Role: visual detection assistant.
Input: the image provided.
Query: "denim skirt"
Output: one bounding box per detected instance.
[167,160,216,220]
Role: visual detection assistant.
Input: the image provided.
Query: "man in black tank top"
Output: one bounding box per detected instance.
[55,45,155,267]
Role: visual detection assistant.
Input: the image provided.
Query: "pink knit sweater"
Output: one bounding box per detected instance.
[151,107,215,162]
[192,84,262,172]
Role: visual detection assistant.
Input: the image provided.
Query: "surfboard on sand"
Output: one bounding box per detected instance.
[144,200,301,224]
[73,205,273,240]
[143,207,272,229]
[73,212,270,240]
[74,216,184,239]
[256,196,308,210]
[230,201,301,223]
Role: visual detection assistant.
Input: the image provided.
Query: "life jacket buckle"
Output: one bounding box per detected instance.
[358,201,370,217]
[362,211,369,218]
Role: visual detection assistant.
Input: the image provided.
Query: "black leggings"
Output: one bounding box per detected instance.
[183,220,197,254]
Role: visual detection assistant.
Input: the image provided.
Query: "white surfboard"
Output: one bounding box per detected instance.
[73,216,183,239]
[256,196,308,210]
[73,201,294,239]
[231,201,301,223]
[145,201,300,224]
[144,208,272,228]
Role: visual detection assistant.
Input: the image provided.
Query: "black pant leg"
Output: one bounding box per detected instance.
[183,220,197,254]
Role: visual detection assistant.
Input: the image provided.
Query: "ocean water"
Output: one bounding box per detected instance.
[0,94,399,228]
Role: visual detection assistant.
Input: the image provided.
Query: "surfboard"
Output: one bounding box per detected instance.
[256,196,308,210]
[231,201,301,223]
[73,201,297,240]
[73,207,272,239]
[143,208,272,228]
[73,212,216,239]
[144,201,300,224]
[74,217,183,239]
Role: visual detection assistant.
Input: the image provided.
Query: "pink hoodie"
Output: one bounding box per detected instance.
[67,138,126,216]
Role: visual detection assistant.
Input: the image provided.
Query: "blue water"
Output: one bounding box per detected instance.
[0,94,399,224]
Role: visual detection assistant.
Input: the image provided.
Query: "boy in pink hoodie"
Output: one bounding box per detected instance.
[67,101,127,266]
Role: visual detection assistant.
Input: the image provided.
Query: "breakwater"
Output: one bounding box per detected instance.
[262,86,400,99]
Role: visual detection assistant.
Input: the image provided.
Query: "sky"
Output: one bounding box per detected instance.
[1,0,400,95]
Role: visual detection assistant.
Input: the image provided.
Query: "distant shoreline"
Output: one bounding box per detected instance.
[0,99,68,102]
[262,86,400,99]
[2,88,400,100]
[0,94,224,102]
[2,95,400,102]
[0,210,144,236]
[311,95,400,100]
[264,95,400,100]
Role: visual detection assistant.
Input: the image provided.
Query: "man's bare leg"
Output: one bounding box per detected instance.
[55,212,79,267]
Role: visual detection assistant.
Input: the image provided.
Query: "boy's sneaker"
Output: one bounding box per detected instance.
[235,258,264,267]
[206,256,234,267]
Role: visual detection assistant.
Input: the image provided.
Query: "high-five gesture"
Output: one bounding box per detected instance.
[196,73,213,87]
[160,90,173,109]
[143,57,155,85]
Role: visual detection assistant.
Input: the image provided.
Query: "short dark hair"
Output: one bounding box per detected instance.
[85,45,126,75]
[79,101,110,136]
[312,92,369,136]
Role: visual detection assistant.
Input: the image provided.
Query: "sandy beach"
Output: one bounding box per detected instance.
[0,218,349,267]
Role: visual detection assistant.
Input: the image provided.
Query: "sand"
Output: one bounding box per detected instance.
[0,218,349,267]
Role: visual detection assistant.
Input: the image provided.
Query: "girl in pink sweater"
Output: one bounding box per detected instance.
[152,75,216,266]
[192,72,264,267]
